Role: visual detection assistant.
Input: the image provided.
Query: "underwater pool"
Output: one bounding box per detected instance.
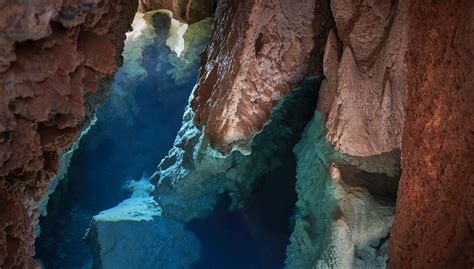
[36,11,303,269]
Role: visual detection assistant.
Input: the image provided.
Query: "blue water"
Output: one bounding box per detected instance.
[36,14,300,269]
[36,25,199,268]
[189,155,297,269]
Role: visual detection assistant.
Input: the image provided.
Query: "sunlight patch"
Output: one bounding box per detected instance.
[166,18,189,57]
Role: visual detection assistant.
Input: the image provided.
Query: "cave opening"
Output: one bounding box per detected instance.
[34,6,321,269]
[35,10,213,269]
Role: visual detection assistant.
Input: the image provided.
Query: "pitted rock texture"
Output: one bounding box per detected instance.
[286,112,397,269]
[319,0,407,157]
[389,0,474,268]
[0,0,137,268]
[153,78,321,223]
[190,0,331,153]
[138,0,216,23]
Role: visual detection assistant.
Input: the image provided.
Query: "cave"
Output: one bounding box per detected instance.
[34,6,320,269]
[34,10,210,268]
[0,1,473,269]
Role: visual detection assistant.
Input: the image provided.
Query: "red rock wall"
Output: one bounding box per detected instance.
[138,0,215,23]
[389,0,474,268]
[190,0,331,153]
[0,1,137,268]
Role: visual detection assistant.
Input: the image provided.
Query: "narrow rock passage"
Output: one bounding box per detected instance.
[35,11,212,269]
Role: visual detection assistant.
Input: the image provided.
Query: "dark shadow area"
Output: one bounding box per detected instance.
[187,77,323,269]
[189,153,297,269]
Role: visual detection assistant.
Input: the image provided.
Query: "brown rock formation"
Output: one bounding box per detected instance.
[389,0,474,268]
[190,0,331,153]
[319,0,407,158]
[286,0,408,266]
[0,0,137,268]
[138,0,215,23]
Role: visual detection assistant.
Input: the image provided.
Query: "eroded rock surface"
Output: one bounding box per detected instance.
[190,0,330,153]
[286,113,397,269]
[0,1,137,267]
[152,78,321,222]
[138,0,216,23]
[320,0,407,157]
[389,1,474,268]
[286,0,407,267]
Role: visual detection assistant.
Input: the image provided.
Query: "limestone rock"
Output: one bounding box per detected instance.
[89,217,201,269]
[138,0,216,23]
[389,0,474,268]
[286,112,396,269]
[321,0,408,157]
[88,179,200,269]
[190,0,330,154]
[0,0,137,267]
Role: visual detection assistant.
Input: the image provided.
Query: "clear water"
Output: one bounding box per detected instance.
[36,18,198,268]
[189,155,297,269]
[36,13,299,269]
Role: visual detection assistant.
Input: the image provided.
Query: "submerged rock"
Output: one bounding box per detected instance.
[88,178,201,269]
[285,112,396,269]
[152,77,322,222]
[89,216,200,269]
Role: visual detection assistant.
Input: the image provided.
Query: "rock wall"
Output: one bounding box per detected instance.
[190,0,330,153]
[286,113,395,269]
[152,77,322,222]
[138,0,216,23]
[284,0,407,267]
[389,1,474,268]
[0,0,137,268]
[321,0,407,157]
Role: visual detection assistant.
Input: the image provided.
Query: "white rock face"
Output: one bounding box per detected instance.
[89,216,200,269]
[88,178,201,269]
[166,17,189,57]
[285,112,395,269]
